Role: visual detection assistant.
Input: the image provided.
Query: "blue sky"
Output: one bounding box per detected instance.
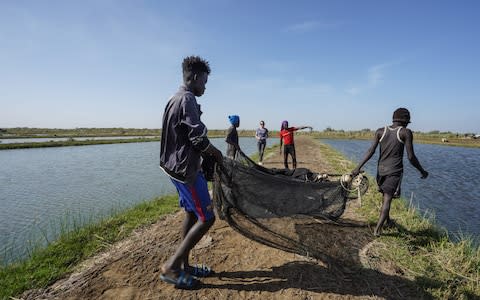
[1,1,479,133]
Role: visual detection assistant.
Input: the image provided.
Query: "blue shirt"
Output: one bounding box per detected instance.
[256,127,269,142]
[160,85,211,184]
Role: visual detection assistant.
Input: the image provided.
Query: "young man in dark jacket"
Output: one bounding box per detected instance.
[159,56,223,288]
[352,108,429,236]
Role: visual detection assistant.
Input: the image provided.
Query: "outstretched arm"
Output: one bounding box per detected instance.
[352,129,381,176]
[295,126,313,131]
[403,129,429,178]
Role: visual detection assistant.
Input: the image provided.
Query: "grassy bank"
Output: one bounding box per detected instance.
[0,130,261,150]
[0,127,161,138]
[2,127,479,149]
[0,195,179,299]
[316,140,480,299]
[0,137,160,150]
[311,131,480,148]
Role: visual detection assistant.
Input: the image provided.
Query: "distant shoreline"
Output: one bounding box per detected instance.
[1,128,479,149]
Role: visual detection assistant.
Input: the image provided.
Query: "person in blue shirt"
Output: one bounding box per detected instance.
[255,120,269,165]
[159,56,223,289]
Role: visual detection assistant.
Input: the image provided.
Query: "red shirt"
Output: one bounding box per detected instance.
[280,127,298,145]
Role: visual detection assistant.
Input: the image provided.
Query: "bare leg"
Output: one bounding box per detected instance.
[374,193,393,236]
[162,216,215,276]
[181,211,197,270]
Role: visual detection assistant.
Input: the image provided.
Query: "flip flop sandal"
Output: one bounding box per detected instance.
[190,264,213,277]
[160,270,199,289]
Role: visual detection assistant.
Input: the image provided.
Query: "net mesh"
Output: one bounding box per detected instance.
[212,151,365,260]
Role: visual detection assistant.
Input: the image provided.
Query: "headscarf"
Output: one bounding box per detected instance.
[228,115,240,126]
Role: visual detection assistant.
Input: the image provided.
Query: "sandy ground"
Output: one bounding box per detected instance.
[22,136,428,300]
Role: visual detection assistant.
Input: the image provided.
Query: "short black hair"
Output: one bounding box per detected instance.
[392,107,411,124]
[182,56,211,81]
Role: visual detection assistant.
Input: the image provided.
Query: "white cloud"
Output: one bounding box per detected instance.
[346,61,398,96]
[368,63,392,86]
[285,20,343,33]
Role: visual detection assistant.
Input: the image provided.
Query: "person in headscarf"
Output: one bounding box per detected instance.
[226,115,240,159]
[279,120,312,169]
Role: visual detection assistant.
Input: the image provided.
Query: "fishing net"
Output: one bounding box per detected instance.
[212,150,368,260]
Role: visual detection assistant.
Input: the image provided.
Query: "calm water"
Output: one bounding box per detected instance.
[0,137,259,263]
[322,139,480,243]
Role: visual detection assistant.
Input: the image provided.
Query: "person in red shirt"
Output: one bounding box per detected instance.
[279,120,312,169]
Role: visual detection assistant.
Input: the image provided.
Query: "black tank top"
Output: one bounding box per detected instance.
[378,126,405,176]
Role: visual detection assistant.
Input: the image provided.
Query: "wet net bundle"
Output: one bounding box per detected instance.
[212,150,368,260]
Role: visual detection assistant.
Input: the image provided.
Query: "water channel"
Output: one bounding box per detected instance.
[322,139,480,244]
[0,138,257,263]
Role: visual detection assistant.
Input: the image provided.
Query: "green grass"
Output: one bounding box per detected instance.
[0,137,160,150]
[314,131,480,148]
[0,127,161,138]
[316,140,480,299]
[3,127,478,149]
[0,195,179,300]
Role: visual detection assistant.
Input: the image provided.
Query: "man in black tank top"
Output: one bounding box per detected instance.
[352,108,429,236]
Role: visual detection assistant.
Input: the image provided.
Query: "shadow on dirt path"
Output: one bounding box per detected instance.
[204,260,429,299]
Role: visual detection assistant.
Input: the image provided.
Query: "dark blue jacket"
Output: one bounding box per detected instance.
[160,86,211,185]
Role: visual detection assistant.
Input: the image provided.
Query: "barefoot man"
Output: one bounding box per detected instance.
[352,108,428,236]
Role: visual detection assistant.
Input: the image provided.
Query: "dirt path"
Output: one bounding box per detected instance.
[23,136,426,300]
